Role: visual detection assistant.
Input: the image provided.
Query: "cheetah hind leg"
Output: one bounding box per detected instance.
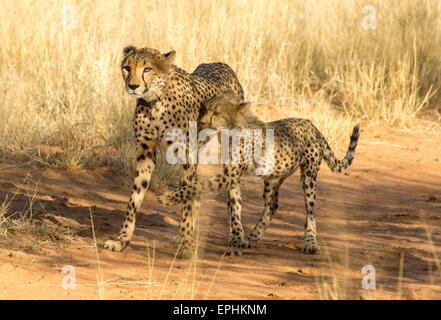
[168,200,198,250]
[300,164,321,254]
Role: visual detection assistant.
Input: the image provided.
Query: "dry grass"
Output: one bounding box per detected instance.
[1,0,440,175]
[0,188,78,250]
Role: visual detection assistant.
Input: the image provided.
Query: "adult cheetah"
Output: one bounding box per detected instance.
[158,91,360,255]
[104,47,244,259]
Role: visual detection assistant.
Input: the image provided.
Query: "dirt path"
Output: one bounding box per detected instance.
[0,123,440,299]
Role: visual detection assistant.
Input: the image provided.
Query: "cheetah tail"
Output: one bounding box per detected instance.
[323,124,360,173]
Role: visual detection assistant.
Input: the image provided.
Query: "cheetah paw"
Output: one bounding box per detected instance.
[301,242,320,254]
[177,246,194,260]
[240,238,251,249]
[157,192,177,207]
[104,238,128,252]
[245,236,261,248]
[226,246,243,256]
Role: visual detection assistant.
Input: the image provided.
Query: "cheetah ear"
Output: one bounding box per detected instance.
[236,102,252,118]
[222,90,242,105]
[163,50,176,63]
[123,46,137,56]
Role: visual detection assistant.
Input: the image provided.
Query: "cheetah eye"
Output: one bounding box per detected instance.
[144,67,152,73]
[123,66,130,72]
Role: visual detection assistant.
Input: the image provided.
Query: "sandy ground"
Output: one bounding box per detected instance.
[0,122,440,300]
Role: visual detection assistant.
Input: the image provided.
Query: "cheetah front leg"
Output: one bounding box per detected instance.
[225,183,247,256]
[158,165,238,206]
[104,143,156,252]
[246,178,282,247]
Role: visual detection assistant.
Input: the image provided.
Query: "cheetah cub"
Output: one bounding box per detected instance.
[158,91,360,255]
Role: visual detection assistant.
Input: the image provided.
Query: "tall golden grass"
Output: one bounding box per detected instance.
[0,0,440,175]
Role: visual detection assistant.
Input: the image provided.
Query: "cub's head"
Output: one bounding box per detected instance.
[200,90,259,129]
[121,46,176,101]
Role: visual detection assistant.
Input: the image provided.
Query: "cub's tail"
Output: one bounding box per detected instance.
[322,124,360,173]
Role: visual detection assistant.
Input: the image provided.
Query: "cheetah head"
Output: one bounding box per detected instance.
[121,46,176,101]
[200,90,267,130]
[200,90,251,129]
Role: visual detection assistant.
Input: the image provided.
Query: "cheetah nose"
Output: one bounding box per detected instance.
[128,84,139,90]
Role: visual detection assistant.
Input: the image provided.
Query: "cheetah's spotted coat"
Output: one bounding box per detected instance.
[158,91,360,255]
[104,47,244,259]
